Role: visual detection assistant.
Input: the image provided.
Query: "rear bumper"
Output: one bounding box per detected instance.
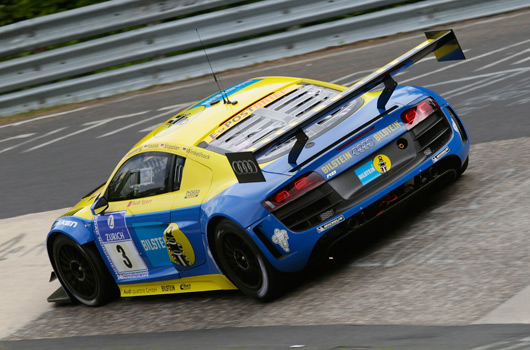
[246,106,469,273]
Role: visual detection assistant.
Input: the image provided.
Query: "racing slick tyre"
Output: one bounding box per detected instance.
[214,220,280,301]
[52,234,118,306]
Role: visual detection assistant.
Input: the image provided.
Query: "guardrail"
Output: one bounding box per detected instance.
[0,0,528,117]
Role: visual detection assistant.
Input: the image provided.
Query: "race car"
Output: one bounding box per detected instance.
[46,30,469,306]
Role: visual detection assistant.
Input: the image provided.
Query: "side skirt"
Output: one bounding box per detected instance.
[118,274,237,297]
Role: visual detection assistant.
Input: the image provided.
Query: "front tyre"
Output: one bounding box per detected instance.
[52,235,118,306]
[214,220,280,301]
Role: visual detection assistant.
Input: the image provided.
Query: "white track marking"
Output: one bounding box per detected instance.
[475,284,530,324]
[474,47,530,72]
[0,208,68,339]
[400,38,530,84]
[331,69,377,85]
[156,103,190,112]
[96,107,181,138]
[470,341,512,350]
[0,134,35,143]
[0,107,88,129]
[81,110,150,127]
[442,69,529,99]
[338,49,470,87]
[23,111,149,152]
[423,68,528,88]
[0,128,66,154]
[453,9,529,30]
[139,125,159,132]
[513,55,530,65]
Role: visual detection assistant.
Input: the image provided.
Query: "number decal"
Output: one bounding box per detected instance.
[116,244,133,268]
[94,211,148,280]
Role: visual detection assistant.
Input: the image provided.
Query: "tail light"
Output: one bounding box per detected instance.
[262,172,325,212]
[401,97,439,129]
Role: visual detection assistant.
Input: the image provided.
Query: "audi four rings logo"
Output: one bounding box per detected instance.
[231,160,259,175]
[352,138,375,155]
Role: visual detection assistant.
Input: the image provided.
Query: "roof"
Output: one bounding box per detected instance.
[132,77,307,150]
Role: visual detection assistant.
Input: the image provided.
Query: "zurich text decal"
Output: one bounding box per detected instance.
[94,211,148,280]
[355,154,392,186]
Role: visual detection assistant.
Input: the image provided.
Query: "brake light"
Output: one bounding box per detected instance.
[262,172,325,212]
[401,98,439,129]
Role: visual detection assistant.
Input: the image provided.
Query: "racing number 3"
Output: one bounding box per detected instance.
[116,244,133,268]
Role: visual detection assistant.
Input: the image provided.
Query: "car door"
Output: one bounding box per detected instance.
[166,157,211,275]
[94,151,182,282]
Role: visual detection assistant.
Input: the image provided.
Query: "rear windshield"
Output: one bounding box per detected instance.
[203,83,363,162]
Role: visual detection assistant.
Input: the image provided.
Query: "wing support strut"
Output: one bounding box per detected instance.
[288,129,309,166]
[377,75,398,111]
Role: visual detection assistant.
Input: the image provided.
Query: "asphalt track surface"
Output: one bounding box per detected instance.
[1,8,530,350]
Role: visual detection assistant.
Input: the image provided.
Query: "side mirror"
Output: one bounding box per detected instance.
[91,197,109,216]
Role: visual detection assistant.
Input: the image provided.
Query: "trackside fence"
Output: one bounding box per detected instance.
[0,0,528,117]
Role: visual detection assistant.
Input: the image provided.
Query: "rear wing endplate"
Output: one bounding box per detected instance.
[228,30,465,182]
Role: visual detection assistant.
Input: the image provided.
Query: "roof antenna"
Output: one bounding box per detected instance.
[196,29,237,105]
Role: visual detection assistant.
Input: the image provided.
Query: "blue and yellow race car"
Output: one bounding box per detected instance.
[46,30,469,305]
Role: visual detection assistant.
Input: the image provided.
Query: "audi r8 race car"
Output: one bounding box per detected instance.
[46,30,469,306]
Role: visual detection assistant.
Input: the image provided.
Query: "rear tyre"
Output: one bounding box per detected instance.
[214,220,280,301]
[52,235,118,306]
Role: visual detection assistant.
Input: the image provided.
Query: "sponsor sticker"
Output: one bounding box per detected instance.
[321,151,353,175]
[127,199,152,207]
[373,154,391,174]
[355,154,392,186]
[226,152,266,183]
[271,228,290,253]
[317,215,345,233]
[432,146,449,163]
[164,223,196,267]
[184,189,200,199]
[180,283,191,290]
[54,219,78,228]
[372,121,401,142]
[94,211,148,280]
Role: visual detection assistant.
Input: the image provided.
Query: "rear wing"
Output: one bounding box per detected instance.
[228,29,465,182]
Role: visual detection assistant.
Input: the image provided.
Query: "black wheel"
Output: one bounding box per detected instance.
[52,235,118,306]
[214,220,280,301]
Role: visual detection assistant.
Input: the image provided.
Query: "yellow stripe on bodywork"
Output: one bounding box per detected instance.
[119,274,237,297]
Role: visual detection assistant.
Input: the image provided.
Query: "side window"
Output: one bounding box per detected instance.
[173,156,185,191]
[107,152,181,202]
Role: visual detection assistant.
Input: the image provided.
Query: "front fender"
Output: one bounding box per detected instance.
[47,216,95,246]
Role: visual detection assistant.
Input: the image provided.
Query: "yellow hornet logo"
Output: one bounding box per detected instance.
[164,223,195,266]
[373,154,391,174]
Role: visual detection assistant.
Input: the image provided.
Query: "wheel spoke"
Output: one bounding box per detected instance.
[219,230,264,290]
